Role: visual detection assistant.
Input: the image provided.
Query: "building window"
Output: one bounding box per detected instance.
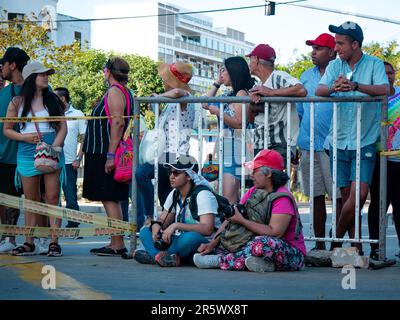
[74,31,82,46]
[8,13,24,30]
[8,13,24,20]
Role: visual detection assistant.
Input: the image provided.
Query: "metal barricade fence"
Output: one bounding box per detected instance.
[131,95,389,260]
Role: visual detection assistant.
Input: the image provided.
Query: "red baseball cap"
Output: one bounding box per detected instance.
[305,33,335,49]
[246,44,276,61]
[244,149,284,171]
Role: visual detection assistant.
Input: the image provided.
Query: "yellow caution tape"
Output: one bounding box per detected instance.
[380,150,400,156]
[0,224,125,238]
[0,114,141,123]
[0,193,136,232]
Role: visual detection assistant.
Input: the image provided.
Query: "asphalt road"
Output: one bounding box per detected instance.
[1,208,399,301]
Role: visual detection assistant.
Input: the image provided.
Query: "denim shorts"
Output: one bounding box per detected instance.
[329,144,376,188]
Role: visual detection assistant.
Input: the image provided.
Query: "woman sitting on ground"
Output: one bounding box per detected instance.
[134,155,217,267]
[193,149,306,272]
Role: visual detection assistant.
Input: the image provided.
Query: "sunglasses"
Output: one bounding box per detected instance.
[168,169,185,177]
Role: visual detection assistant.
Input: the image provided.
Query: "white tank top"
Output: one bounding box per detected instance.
[18,106,55,134]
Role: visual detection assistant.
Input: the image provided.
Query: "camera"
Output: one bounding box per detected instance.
[220,203,248,219]
[154,231,170,251]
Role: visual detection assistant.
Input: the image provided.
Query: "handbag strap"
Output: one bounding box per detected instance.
[104,83,131,128]
[30,108,43,142]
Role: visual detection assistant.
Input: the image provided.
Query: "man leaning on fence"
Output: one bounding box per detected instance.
[246,44,307,160]
[315,21,389,253]
[297,33,341,250]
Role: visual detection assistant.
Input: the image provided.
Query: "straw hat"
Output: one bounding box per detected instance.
[158,61,193,92]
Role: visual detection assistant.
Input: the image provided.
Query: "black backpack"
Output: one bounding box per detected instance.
[169,185,229,222]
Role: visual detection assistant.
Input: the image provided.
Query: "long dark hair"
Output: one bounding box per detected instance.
[224,56,255,96]
[20,73,64,129]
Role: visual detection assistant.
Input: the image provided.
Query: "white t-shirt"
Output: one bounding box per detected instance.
[253,70,301,148]
[64,105,87,164]
[163,188,218,225]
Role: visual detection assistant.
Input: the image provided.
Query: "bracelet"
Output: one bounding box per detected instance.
[106,152,115,160]
[213,82,221,89]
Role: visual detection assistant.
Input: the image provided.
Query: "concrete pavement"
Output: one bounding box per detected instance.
[1,205,400,300]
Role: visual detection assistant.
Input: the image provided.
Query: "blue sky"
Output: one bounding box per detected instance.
[57,0,400,64]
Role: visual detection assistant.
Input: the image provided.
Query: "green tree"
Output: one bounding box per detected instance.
[363,40,400,86]
[0,12,80,72]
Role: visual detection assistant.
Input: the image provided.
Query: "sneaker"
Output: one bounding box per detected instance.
[155,252,181,267]
[193,253,220,269]
[95,247,128,256]
[38,238,50,255]
[133,250,156,264]
[245,256,276,272]
[90,246,107,254]
[0,238,16,253]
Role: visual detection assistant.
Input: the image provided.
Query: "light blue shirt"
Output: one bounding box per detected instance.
[319,54,389,150]
[297,66,333,151]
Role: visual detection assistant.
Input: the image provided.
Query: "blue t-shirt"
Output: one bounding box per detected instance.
[0,84,22,164]
[297,66,333,151]
[319,54,389,150]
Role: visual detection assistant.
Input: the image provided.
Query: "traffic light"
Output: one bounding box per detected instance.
[265,1,276,16]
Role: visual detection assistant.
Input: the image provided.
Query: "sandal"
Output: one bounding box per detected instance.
[12,242,37,256]
[95,247,127,256]
[47,242,62,257]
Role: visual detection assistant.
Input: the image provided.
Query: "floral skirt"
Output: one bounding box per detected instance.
[217,235,305,271]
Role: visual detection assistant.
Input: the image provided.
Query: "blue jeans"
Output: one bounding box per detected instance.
[62,164,79,226]
[135,162,172,219]
[139,227,209,259]
[62,164,79,210]
[121,184,145,228]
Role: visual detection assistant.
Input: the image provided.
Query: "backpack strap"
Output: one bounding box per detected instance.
[266,192,303,241]
[158,189,180,229]
[188,185,212,221]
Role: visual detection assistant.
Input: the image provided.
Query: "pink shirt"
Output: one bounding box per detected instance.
[240,186,306,255]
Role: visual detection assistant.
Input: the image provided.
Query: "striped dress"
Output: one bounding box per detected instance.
[82,86,133,201]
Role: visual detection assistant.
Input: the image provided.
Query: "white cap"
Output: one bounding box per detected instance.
[22,61,55,80]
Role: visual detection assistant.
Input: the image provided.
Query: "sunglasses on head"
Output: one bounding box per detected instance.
[168,169,185,177]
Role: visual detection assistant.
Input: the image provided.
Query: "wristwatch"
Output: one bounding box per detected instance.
[213,82,221,89]
[75,155,82,162]
[353,82,359,91]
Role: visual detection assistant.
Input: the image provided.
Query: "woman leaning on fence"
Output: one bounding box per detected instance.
[82,57,133,256]
[203,56,255,204]
[3,61,67,257]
